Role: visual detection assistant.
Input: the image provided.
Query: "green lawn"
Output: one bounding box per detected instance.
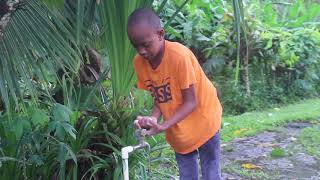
[299,125,320,160]
[152,98,320,144]
[221,98,320,142]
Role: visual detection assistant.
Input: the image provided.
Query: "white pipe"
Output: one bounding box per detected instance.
[121,129,150,180]
[122,146,134,180]
[122,158,129,180]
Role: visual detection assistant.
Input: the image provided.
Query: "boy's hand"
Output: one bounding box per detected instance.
[145,117,165,136]
[134,116,154,129]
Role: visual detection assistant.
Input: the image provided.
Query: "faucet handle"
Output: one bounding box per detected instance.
[140,129,147,136]
[135,129,147,137]
[135,129,148,143]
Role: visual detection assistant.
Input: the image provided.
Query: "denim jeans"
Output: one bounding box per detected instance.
[175,131,221,180]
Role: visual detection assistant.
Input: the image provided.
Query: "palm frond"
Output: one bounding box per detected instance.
[0,0,81,109]
[62,0,97,46]
[96,0,153,103]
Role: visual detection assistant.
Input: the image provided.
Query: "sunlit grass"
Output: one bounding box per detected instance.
[299,125,320,160]
[221,98,320,142]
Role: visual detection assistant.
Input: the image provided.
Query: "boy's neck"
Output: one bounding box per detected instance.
[149,41,165,70]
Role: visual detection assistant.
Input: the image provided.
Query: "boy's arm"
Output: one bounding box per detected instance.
[145,84,197,136]
[151,102,162,120]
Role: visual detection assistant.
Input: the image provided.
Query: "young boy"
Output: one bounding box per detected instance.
[127,8,222,180]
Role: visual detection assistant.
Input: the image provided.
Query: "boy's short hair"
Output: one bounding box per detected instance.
[127,8,161,30]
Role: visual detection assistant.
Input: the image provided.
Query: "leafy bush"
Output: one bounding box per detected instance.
[161,0,320,115]
[0,88,154,179]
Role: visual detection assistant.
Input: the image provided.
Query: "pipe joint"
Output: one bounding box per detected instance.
[121,146,133,159]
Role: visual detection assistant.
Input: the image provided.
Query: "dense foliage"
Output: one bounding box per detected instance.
[0,0,319,179]
[0,0,155,179]
[158,0,320,114]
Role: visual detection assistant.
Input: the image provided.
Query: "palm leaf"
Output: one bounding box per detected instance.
[0,0,81,110]
[96,0,153,103]
[62,0,97,46]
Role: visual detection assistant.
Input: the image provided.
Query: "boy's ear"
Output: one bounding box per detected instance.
[158,29,165,40]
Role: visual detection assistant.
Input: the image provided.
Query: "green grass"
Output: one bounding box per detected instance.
[221,98,320,142]
[222,163,274,179]
[299,125,320,160]
[270,147,286,158]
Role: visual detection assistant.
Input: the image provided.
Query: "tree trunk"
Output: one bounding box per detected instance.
[241,38,251,98]
[0,0,24,38]
[243,50,251,97]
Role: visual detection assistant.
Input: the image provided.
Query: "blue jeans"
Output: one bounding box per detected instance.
[175,131,221,180]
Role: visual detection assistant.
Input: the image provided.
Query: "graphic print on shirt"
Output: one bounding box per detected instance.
[145,77,172,103]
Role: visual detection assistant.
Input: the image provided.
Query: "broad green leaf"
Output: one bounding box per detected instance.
[48,120,77,140]
[52,103,72,122]
[263,4,277,27]
[61,121,77,140]
[31,109,49,126]
[48,121,65,140]
[11,120,23,140]
[70,111,81,126]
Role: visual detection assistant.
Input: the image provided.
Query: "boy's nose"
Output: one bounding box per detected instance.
[137,47,147,56]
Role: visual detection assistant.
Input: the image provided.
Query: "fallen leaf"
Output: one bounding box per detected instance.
[221,143,227,147]
[223,122,231,127]
[225,176,237,180]
[261,154,267,157]
[233,128,249,136]
[259,143,278,148]
[242,163,262,169]
[290,137,297,141]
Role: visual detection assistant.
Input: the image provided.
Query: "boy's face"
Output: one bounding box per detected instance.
[127,23,164,61]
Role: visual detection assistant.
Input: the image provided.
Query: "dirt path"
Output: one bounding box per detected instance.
[222,121,320,180]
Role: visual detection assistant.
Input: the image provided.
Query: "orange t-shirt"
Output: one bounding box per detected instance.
[133,40,222,154]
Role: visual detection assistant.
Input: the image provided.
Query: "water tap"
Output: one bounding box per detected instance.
[134,129,149,150]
